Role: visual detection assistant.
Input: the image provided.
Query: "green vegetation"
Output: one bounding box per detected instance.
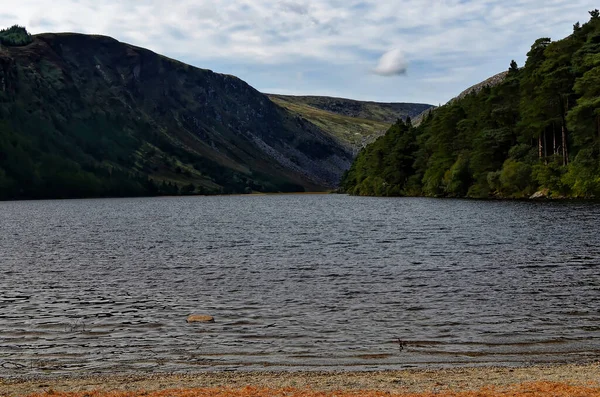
[341,10,600,199]
[0,25,33,46]
[269,96,391,150]
[268,95,433,151]
[0,109,209,200]
[0,99,307,200]
[268,95,432,124]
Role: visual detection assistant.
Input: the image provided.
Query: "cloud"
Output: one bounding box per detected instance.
[373,49,407,76]
[6,0,597,65]
[279,0,309,15]
[0,0,598,104]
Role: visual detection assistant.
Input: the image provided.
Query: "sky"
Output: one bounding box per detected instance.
[1,1,598,105]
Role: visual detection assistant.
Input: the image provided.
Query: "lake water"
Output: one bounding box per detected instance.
[1,195,599,377]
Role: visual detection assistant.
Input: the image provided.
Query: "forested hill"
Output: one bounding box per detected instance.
[0,27,353,200]
[341,10,600,199]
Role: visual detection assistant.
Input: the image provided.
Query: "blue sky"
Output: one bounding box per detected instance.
[2,1,598,105]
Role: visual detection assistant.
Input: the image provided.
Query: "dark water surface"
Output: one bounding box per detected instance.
[1,195,600,376]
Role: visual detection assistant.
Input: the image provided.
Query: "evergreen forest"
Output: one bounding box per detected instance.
[341,10,600,199]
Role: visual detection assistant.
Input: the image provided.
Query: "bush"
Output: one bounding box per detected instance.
[562,148,600,197]
[499,159,534,197]
[532,156,568,196]
[443,154,471,197]
[486,170,502,193]
[467,180,491,198]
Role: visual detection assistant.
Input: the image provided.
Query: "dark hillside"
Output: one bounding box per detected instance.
[0,32,352,199]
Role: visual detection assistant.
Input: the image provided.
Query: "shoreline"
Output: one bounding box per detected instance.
[2,362,599,396]
[3,190,600,203]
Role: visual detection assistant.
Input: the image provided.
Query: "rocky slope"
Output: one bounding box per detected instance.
[452,71,509,102]
[0,33,353,199]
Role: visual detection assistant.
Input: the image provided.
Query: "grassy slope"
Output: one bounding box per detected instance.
[268,95,433,151]
[269,96,391,151]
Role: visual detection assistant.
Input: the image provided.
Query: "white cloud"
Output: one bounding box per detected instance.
[3,0,593,64]
[373,49,408,76]
[0,0,598,103]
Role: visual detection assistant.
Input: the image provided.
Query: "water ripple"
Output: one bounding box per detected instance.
[1,196,599,376]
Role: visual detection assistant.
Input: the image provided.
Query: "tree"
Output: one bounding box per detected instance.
[0,25,33,46]
[538,37,582,165]
[519,38,552,162]
[567,33,600,149]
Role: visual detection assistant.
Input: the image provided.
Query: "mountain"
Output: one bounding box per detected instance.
[268,94,432,152]
[341,10,600,199]
[0,29,353,200]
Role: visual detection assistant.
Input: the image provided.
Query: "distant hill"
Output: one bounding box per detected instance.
[268,95,432,151]
[0,32,354,200]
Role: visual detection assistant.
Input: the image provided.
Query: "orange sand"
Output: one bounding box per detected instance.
[23,382,600,397]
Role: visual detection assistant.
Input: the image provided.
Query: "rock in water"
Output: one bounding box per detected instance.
[187,314,215,323]
[530,188,550,199]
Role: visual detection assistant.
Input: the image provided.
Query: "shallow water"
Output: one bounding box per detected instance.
[1,195,599,376]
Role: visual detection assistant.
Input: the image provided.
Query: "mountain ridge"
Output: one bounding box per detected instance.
[0,29,433,200]
[0,31,355,199]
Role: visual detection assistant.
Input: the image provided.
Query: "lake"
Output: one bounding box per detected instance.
[1,194,599,376]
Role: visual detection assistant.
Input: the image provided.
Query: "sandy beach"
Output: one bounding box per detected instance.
[2,363,599,397]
